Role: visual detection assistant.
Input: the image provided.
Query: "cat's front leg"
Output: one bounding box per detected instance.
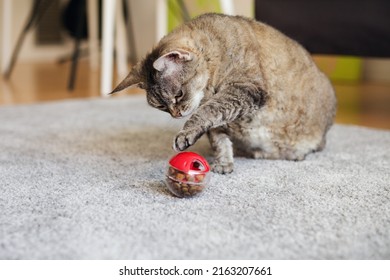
[174,127,204,151]
[173,83,266,152]
[174,125,234,174]
[174,113,206,151]
[207,127,234,174]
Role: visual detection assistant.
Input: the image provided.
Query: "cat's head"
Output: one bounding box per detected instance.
[110,47,208,118]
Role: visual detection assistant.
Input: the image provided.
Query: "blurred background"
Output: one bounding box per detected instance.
[0,0,389,129]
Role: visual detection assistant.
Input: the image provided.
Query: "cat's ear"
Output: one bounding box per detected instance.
[109,63,144,95]
[153,49,194,74]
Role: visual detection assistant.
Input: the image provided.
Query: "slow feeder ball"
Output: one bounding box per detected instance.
[165,152,210,198]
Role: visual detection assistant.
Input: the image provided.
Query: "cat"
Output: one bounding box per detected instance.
[110,13,337,174]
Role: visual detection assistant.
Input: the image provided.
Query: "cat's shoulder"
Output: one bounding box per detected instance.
[192,13,255,24]
[186,13,271,33]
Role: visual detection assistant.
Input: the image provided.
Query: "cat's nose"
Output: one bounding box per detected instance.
[170,110,182,118]
[169,106,182,118]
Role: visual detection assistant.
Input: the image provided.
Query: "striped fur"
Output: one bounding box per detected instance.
[111,14,337,174]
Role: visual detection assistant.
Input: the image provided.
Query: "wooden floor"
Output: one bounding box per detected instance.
[1,61,389,130]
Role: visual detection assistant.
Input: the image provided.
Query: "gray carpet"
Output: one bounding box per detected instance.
[0,94,389,260]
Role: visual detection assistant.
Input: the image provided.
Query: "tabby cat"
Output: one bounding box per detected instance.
[110,13,337,174]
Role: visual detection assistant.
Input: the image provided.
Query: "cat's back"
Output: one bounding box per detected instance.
[164,13,308,76]
[186,13,258,33]
[170,13,272,48]
[173,13,292,49]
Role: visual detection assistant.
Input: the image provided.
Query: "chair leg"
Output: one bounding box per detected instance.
[87,0,99,71]
[220,0,235,15]
[115,0,128,80]
[124,0,137,65]
[68,0,86,91]
[3,0,51,79]
[1,0,13,75]
[100,0,116,95]
[156,0,168,42]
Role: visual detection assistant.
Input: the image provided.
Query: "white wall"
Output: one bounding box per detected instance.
[129,0,161,61]
[128,0,254,61]
[0,0,74,69]
[0,0,254,67]
[232,0,253,17]
[1,0,388,82]
[0,0,166,66]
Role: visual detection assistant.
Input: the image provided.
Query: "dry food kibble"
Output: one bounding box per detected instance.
[165,168,206,197]
[165,152,210,198]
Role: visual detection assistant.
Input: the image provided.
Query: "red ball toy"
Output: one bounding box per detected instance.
[165,152,210,198]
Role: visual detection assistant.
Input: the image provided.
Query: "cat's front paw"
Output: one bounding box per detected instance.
[173,129,204,151]
[212,162,234,174]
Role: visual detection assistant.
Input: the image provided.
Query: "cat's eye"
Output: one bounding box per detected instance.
[155,104,167,111]
[175,90,184,100]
